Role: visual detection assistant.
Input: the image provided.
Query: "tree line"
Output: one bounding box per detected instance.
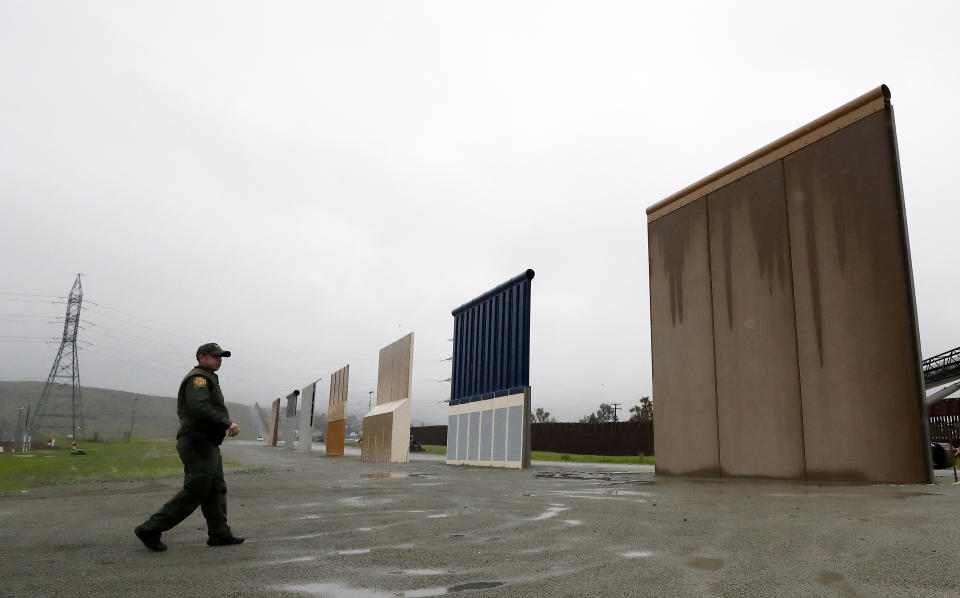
[529,396,653,424]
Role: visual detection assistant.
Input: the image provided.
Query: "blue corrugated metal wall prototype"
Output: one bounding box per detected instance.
[450,269,534,405]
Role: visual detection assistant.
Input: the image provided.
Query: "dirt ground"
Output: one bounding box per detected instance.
[1,440,959,597]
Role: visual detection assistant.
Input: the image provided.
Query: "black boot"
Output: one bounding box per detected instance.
[134,526,168,552]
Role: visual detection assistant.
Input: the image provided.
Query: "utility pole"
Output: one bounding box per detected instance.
[368,391,373,411]
[128,396,138,440]
[15,407,24,451]
[21,406,30,451]
[30,274,84,439]
[611,402,621,423]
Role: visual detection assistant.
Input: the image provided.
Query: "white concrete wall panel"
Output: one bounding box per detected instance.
[446,389,530,469]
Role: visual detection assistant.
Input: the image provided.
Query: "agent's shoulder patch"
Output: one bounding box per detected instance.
[193,376,208,388]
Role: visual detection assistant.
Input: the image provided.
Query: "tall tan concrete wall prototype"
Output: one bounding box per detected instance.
[648,201,720,477]
[707,163,805,479]
[784,111,927,481]
[326,365,349,457]
[647,85,929,483]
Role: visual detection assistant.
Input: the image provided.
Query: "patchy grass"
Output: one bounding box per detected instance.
[0,437,244,492]
[420,445,655,465]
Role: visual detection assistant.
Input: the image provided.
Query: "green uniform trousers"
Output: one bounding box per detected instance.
[141,434,231,538]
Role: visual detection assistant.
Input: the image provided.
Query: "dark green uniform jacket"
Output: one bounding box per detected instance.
[177,367,231,445]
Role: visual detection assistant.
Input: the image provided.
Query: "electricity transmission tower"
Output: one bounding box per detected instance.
[29,274,85,439]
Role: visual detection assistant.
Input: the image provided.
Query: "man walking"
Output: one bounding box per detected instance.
[134,343,244,551]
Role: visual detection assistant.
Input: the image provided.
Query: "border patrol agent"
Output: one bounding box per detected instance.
[135,343,244,551]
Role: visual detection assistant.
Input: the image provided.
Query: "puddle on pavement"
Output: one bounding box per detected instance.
[281,582,392,597]
[278,502,326,509]
[279,580,505,598]
[535,471,654,484]
[340,496,393,508]
[405,581,505,596]
[530,505,570,521]
[547,488,653,498]
[687,557,724,571]
[267,556,320,565]
[621,551,653,558]
[362,472,439,480]
[800,491,933,500]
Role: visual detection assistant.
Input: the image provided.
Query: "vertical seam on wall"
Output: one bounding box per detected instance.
[781,157,808,481]
[704,196,723,477]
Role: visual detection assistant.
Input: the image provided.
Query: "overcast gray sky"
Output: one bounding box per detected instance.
[1,1,958,424]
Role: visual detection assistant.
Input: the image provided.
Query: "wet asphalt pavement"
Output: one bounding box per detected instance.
[2,440,960,597]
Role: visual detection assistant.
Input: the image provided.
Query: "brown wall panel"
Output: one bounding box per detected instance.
[649,200,720,476]
[267,398,280,447]
[326,419,345,456]
[707,163,806,479]
[784,110,926,483]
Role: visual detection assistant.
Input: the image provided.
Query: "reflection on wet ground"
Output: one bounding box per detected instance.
[534,470,655,484]
[529,505,570,521]
[361,472,439,480]
[280,581,506,597]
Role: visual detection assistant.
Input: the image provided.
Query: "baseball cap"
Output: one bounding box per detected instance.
[197,343,231,357]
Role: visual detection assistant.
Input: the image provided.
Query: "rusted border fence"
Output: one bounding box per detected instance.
[929,398,960,443]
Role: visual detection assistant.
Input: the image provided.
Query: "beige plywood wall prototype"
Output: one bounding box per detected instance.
[362,334,414,463]
[361,399,410,463]
[376,333,413,405]
[326,365,349,457]
[267,398,280,447]
[646,85,929,483]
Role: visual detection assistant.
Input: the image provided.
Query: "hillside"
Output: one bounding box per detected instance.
[0,381,255,442]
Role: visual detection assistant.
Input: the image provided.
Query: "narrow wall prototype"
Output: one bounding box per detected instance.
[326,365,349,456]
[361,333,413,463]
[297,382,316,454]
[647,85,929,483]
[447,270,534,469]
[267,398,280,447]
